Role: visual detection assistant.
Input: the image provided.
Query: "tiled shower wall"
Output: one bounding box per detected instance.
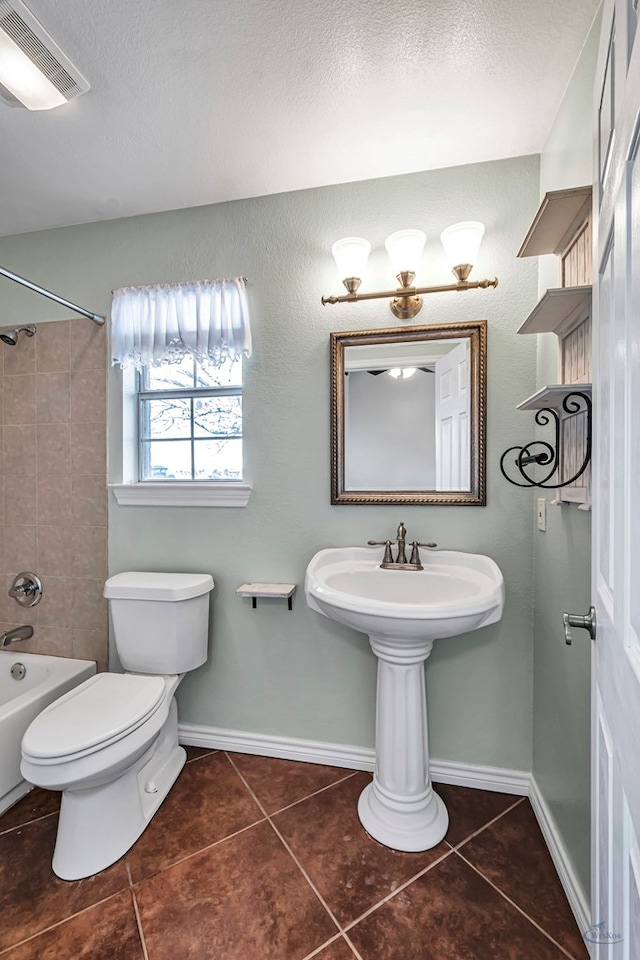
[0,319,108,669]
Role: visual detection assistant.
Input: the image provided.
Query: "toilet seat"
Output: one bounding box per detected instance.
[22,673,166,764]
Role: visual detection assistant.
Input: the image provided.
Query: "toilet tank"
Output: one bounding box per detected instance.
[103,572,214,674]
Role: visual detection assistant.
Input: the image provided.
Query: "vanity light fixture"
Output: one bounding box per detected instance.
[322,222,498,320]
[0,0,90,110]
[388,367,417,379]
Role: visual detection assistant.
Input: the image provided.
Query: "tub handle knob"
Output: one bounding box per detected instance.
[9,572,43,608]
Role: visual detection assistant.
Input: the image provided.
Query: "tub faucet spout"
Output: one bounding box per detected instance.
[0,625,33,648]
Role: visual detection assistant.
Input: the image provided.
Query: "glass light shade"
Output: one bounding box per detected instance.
[388,366,417,379]
[331,237,371,281]
[384,230,426,276]
[440,221,485,270]
[0,29,66,110]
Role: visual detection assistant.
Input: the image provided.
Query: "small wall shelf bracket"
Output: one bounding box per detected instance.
[500,391,592,489]
[236,583,297,611]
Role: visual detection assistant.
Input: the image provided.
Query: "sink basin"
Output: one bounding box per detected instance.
[305,545,505,853]
[305,546,504,642]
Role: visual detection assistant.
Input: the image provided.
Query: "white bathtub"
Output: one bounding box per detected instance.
[0,652,96,815]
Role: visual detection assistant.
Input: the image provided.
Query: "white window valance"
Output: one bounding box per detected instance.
[110,277,251,369]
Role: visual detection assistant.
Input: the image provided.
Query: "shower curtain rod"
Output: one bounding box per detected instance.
[0,265,106,326]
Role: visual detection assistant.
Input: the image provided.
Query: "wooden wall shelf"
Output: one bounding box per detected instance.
[236,583,297,610]
[517,383,592,411]
[516,286,592,337]
[517,186,592,258]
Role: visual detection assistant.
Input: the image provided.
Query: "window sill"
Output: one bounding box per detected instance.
[109,482,252,507]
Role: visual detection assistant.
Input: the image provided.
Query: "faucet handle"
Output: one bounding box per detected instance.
[409,540,438,570]
[367,540,394,564]
[8,572,43,608]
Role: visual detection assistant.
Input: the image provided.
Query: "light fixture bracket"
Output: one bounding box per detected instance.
[322,277,499,313]
[390,293,423,320]
[390,271,422,318]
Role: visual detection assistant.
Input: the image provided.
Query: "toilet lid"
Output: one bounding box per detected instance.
[22,673,166,760]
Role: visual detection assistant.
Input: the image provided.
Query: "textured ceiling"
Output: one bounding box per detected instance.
[0,0,599,237]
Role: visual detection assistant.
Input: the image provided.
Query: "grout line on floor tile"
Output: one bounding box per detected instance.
[0,809,59,837]
[223,751,361,816]
[454,849,581,960]
[0,891,127,957]
[340,845,456,934]
[224,752,270,816]
[183,748,219,764]
[129,815,267,886]
[299,932,348,960]
[265,772,361,817]
[450,796,526,850]
[342,931,366,960]
[131,886,150,960]
[266,817,343,933]
[225,752,345,937]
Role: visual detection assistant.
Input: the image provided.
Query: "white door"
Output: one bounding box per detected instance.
[435,340,470,490]
[591,2,640,954]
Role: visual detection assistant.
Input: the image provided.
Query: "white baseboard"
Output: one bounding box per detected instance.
[179,722,530,794]
[430,758,530,795]
[179,722,376,771]
[529,775,591,937]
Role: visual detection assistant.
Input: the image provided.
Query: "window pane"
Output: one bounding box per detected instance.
[142,440,192,480]
[194,439,242,480]
[195,356,242,388]
[145,355,196,390]
[193,396,242,438]
[142,398,192,439]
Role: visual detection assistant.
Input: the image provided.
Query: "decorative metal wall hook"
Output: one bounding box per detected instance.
[500,391,592,489]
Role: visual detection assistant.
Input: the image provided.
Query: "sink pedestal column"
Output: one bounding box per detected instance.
[357,634,448,852]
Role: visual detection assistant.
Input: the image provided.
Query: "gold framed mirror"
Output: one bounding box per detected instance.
[330,321,487,505]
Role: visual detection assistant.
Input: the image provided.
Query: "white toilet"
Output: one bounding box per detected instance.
[20,571,214,881]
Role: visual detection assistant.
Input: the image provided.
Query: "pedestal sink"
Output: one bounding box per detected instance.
[305,546,504,852]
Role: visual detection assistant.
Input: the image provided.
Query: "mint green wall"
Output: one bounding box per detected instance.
[0,156,539,769]
[533,12,601,898]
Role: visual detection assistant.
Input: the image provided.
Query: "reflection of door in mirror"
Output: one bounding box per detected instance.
[330,322,486,505]
[435,340,470,491]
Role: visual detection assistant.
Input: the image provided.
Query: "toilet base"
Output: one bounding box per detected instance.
[52,698,185,881]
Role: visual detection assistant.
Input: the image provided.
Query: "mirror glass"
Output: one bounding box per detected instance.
[330,321,486,504]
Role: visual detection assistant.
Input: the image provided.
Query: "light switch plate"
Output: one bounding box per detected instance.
[537,497,546,532]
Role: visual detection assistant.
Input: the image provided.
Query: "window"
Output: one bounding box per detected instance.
[109,276,252,505]
[138,354,243,482]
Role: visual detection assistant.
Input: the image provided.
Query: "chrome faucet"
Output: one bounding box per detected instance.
[0,625,34,648]
[368,522,437,571]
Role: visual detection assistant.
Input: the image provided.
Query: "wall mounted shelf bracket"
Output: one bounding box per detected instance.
[236,583,297,611]
[500,389,592,489]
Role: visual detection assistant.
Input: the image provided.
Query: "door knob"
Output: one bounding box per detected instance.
[563,606,596,645]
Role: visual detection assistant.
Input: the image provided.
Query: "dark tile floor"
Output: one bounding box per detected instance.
[0,749,589,959]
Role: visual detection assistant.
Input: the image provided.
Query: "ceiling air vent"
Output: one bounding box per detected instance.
[0,0,89,109]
